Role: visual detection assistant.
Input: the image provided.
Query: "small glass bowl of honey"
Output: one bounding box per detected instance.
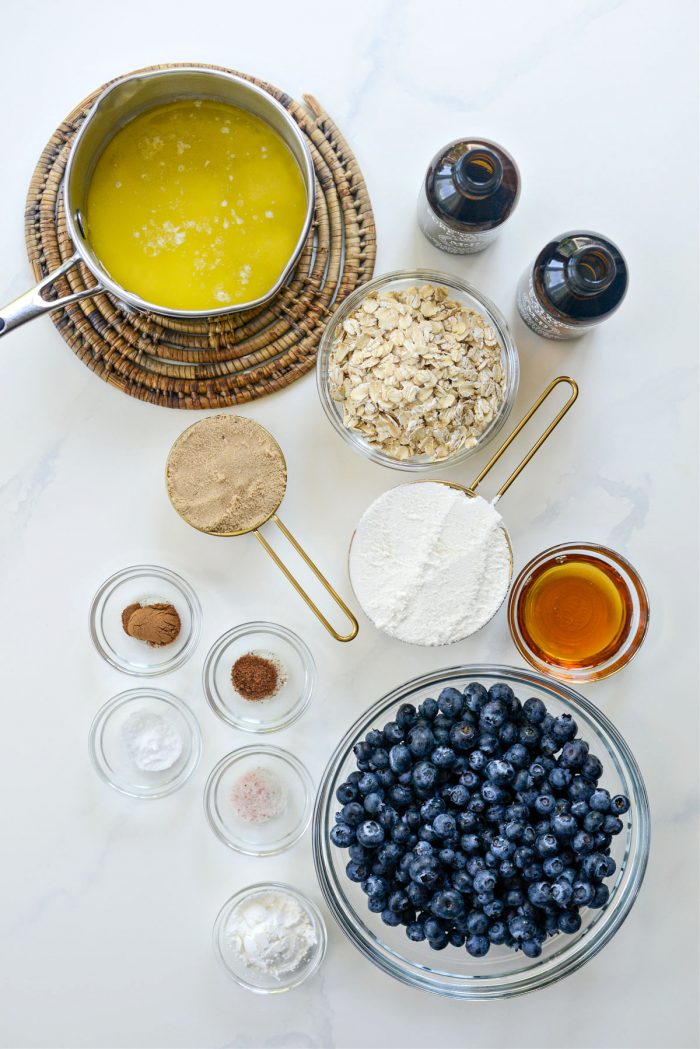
[508,543,649,683]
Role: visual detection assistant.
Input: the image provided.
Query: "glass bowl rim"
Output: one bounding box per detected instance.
[212,881,328,993]
[88,563,202,676]
[204,744,314,856]
[202,620,317,732]
[88,687,202,799]
[316,268,520,473]
[312,662,650,999]
[507,542,650,683]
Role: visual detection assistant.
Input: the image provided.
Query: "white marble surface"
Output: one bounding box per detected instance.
[0,1,698,1046]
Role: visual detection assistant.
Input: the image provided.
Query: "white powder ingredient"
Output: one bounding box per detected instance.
[121,710,184,771]
[349,483,511,645]
[226,892,317,979]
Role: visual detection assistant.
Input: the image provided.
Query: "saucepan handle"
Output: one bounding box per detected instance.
[255,514,359,642]
[469,376,579,503]
[0,253,103,337]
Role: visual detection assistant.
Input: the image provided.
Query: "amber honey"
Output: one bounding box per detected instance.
[515,553,633,669]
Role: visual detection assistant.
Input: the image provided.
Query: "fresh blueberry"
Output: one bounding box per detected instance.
[569,776,595,802]
[357,772,380,795]
[389,744,412,775]
[535,833,559,857]
[552,879,574,908]
[391,822,412,845]
[589,788,611,812]
[581,754,604,782]
[460,833,481,855]
[572,880,594,906]
[409,857,441,889]
[438,687,464,718]
[381,908,402,927]
[534,793,555,816]
[395,703,417,728]
[551,714,578,741]
[406,921,426,942]
[522,862,544,882]
[346,860,369,882]
[365,729,384,748]
[438,847,457,866]
[521,938,542,958]
[499,860,517,879]
[433,812,457,839]
[481,781,509,804]
[356,820,385,848]
[560,739,589,770]
[367,895,387,913]
[527,881,551,907]
[610,794,630,815]
[443,783,469,807]
[591,884,610,908]
[353,741,372,765]
[473,869,497,894]
[450,722,479,752]
[465,910,489,935]
[452,870,473,893]
[408,724,435,757]
[551,812,577,839]
[539,734,560,757]
[529,762,547,783]
[519,723,541,748]
[466,934,490,957]
[570,800,589,820]
[428,930,449,950]
[432,745,457,768]
[603,815,624,835]
[387,889,409,913]
[480,700,508,730]
[486,758,515,784]
[468,749,487,771]
[557,911,582,934]
[508,915,537,941]
[505,743,530,769]
[488,921,507,945]
[571,830,595,855]
[449,929,466,948]
[543,856,565,878]
[582,810,604,833]
[523,697,547,724]
[330,823,355,848]
[430,889,465,919]
[376,803,398,830]
[383,721,404,745]
[348,843,368,862]
[389,785,414,809]
[363,792,384,816]
[499,722,519,746]
[418,697,439,720]
[406,882,430,907]
[339,802,365,827]
[463,682,489,713]
[548,767,572,791]
[412,761,439,792]
[336,782,358,804]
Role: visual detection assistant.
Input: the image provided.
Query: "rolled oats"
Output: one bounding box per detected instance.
[328,284,506,461]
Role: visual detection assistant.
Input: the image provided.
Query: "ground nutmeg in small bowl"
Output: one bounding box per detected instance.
[231,652,287,702]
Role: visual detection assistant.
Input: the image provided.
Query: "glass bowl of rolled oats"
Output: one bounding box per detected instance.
[317,270,519,471]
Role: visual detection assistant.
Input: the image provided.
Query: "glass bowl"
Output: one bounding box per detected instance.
[203,621,316,733]
[312,664,650,999]
[89,688,202,799]
[213,882,327,993]
[508,543,650,683]
[316,269,519,472]
[89,565,202,676]
[204,745,314,856]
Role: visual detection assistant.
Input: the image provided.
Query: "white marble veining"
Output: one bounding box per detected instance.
[0,1,697,1046]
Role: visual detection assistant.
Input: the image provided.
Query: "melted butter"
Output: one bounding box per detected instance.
[85,99,307,310]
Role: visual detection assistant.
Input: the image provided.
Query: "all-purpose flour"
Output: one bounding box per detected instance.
[349,483,511,645]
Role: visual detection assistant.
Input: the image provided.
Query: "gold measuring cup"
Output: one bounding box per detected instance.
[166,416,359,643]
[348,376,579,644]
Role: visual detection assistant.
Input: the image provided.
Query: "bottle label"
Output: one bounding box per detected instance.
[516,270,590,340]
[417,188,499,254]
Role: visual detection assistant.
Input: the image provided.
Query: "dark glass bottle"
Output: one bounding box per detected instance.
[517,231,628,339]
[417,138,520,254]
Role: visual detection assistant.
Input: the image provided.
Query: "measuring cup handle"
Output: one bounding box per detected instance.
[469,376,579,502]
[255,514,359,642]
[0,254,102,338]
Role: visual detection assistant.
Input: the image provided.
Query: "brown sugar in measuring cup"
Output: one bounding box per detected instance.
[166,415,358,642]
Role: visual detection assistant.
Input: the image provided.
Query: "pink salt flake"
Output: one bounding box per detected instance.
[230,766,287,824]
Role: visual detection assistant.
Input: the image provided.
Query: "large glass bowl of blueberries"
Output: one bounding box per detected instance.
[313,665,649,998]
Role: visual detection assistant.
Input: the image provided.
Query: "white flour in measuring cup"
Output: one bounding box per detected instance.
[349,482,511,645]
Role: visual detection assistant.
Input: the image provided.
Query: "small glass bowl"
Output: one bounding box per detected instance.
[204,745,314,856]
[316,269,519,472]
[508,543,650,683]
[203,622,316,733]
[213,882,327,993]
[89,688,202,799]
[313,665,650,999]
[89,565,202,676]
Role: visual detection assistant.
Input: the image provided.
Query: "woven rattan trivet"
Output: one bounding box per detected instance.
[24,63,376,409]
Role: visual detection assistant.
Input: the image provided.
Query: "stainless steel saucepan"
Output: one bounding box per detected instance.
[0,67,316,338]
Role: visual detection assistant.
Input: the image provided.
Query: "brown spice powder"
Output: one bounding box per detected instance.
[122,602,182,647]
[231,653,282,701]
[165,415,287,535]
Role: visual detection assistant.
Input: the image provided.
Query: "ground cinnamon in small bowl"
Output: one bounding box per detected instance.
[121,602,181,647]
[232,652,285,702]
